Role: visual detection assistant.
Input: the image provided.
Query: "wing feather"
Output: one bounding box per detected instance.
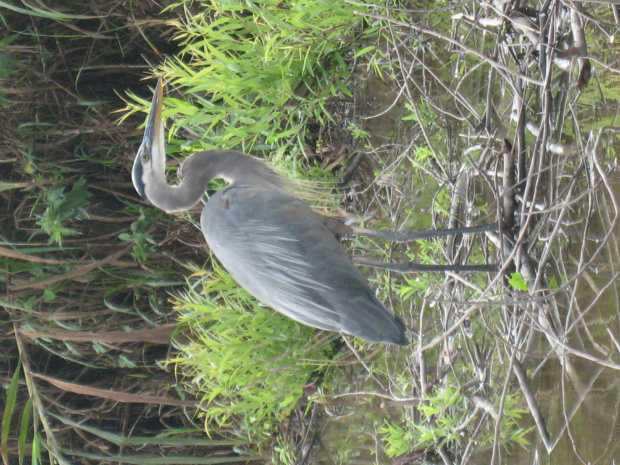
[200,186,408,344]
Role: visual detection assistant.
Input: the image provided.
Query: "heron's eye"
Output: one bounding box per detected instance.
[142,154,150,162]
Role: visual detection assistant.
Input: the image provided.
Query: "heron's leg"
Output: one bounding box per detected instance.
[350,222,498,243]
[353,258,498,274]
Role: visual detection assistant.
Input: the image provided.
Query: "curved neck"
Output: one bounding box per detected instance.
[145,150,287,213]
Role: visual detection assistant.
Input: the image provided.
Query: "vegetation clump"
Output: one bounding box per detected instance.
[170,266,333,445]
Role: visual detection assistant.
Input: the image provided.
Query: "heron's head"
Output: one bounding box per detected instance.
[132,78,165,202]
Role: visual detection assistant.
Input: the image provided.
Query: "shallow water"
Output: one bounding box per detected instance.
[304,4,620,463]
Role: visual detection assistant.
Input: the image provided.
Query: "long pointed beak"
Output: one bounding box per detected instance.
[133,78,165,201]
[142,78,164,151]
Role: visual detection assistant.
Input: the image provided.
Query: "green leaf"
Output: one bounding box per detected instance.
[18,399,32,465]
[1,360,22,462]
[548,276,559,291]
[353,45,375,58]
[508,273,528,291]
[43,287,57,302]
[118,355,138,368]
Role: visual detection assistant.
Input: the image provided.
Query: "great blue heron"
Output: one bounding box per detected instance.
[132,79,409,345]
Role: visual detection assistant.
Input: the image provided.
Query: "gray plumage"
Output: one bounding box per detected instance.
[132,79,409,345]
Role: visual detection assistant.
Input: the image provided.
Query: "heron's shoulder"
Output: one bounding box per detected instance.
[218,185,302,204]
